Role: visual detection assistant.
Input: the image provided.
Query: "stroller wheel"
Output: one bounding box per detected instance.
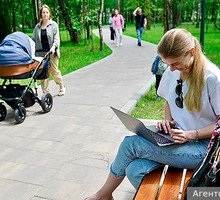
[41,93,53,113]
[0,104,7,121]
[14,105,26,124]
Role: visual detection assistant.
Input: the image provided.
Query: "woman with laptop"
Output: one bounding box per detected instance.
[85,28,220,200]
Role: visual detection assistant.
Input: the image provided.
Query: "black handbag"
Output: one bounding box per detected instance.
[184,121,220,199]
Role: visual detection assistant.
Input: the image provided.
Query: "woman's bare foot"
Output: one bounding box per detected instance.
[84,193,113,200]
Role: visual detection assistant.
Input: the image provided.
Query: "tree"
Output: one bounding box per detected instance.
[33,0,41,24]
[163,0,174,33]
[82,0,91,40]
[18,0,25,32]
[0,0,11,41]
[213,0,220,30]
[57,0,79,43]
[98,0,104,51]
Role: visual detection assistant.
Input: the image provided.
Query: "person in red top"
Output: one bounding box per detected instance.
[113,9,124,47]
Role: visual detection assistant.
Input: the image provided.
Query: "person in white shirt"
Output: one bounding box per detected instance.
[84,28,220,200]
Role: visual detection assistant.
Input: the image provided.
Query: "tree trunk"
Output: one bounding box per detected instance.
[98,0,104,51]
[213,1,220,30]
[115,0,120,11]
[57,0,79,43]
[90,23,94,52]
[12,2,16,32]
[146,0,151,30]
[178,0,182,25]
[33,0,41,23]
[19,0,25,32]
[0,0,11,41]
[163,0,174,33]
[33,0,38,24]
[83,0,90,40]
[196,3,201,28]
[121,0,125,16]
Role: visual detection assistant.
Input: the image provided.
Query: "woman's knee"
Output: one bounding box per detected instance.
[119,135,139,151]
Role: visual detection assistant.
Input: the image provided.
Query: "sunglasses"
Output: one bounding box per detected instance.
[175,79,183,108]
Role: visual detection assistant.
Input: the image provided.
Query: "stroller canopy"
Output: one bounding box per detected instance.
[0,32,33,66]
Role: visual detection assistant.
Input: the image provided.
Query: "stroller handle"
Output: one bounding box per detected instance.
[43,51,51,59]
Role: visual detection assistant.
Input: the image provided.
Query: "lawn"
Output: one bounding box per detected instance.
[59,30,112,75]
[131,84,166,120]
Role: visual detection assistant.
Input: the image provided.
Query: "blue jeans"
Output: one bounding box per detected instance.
[136,27,144,43]
[110,135,209,189]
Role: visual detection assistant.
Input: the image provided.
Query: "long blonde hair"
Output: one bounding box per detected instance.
[157,28,206,112]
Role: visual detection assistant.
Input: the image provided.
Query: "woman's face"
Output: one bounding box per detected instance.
[161,49,195,73]
[114,10,118,15]
[41,8,50,20]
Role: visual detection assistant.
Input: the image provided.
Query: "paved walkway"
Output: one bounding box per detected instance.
[0,27,158,200]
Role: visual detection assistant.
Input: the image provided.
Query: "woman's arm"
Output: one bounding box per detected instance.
[171,120,219,144]
[52,22,60,48]
[50,21,60,54]
[164,101,173,121]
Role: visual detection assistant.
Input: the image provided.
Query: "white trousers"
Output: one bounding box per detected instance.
[114,28,123,44]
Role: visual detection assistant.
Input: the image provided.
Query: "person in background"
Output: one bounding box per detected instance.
[84,28,220,200]
[109,13,115,42]
[113,9,124,47]
[133,7,147,46]
[32,4,66,96]
[151,55,168,99]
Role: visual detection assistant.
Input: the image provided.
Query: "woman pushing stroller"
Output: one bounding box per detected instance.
[32,4,66,96]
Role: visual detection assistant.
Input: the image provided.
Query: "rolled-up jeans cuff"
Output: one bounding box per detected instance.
[110,163,125,177]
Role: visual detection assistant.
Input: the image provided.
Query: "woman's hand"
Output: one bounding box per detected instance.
[50,46,56,54]
[170,129,189,144]
[156,120,176,134]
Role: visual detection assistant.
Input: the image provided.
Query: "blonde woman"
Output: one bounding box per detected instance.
[32,4,65,96]
[85,28,220,200]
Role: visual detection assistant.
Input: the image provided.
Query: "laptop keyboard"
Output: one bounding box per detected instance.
[148,129,172,144]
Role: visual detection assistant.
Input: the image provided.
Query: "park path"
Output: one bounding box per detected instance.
[0,26,157,200]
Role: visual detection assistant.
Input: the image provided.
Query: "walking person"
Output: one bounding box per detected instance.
[109,13,115,42]
[133,7,147,46]
[113,9,124,47]
[151,55,168,99]
[32,4,66,96]
[84,28,220,200]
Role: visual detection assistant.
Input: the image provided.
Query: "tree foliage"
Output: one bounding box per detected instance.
[0,0,219,45]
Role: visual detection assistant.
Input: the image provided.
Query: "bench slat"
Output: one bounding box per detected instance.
[158,167,183,200]
[134,168,163,200]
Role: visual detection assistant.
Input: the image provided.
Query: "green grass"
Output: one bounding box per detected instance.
[124,23,164,45]
[124,22,220,119]
[131,84,165,120]
[59,30,112,75]
[124,22,220,66]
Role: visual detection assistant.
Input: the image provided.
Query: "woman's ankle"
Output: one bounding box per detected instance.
[86,192,112,200]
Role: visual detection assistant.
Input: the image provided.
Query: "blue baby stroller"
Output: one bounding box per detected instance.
[0,32,53,124]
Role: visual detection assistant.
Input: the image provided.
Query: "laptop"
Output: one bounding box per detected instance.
[110,106,175,146]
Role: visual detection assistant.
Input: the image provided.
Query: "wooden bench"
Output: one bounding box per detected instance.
[133,165,193,200]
